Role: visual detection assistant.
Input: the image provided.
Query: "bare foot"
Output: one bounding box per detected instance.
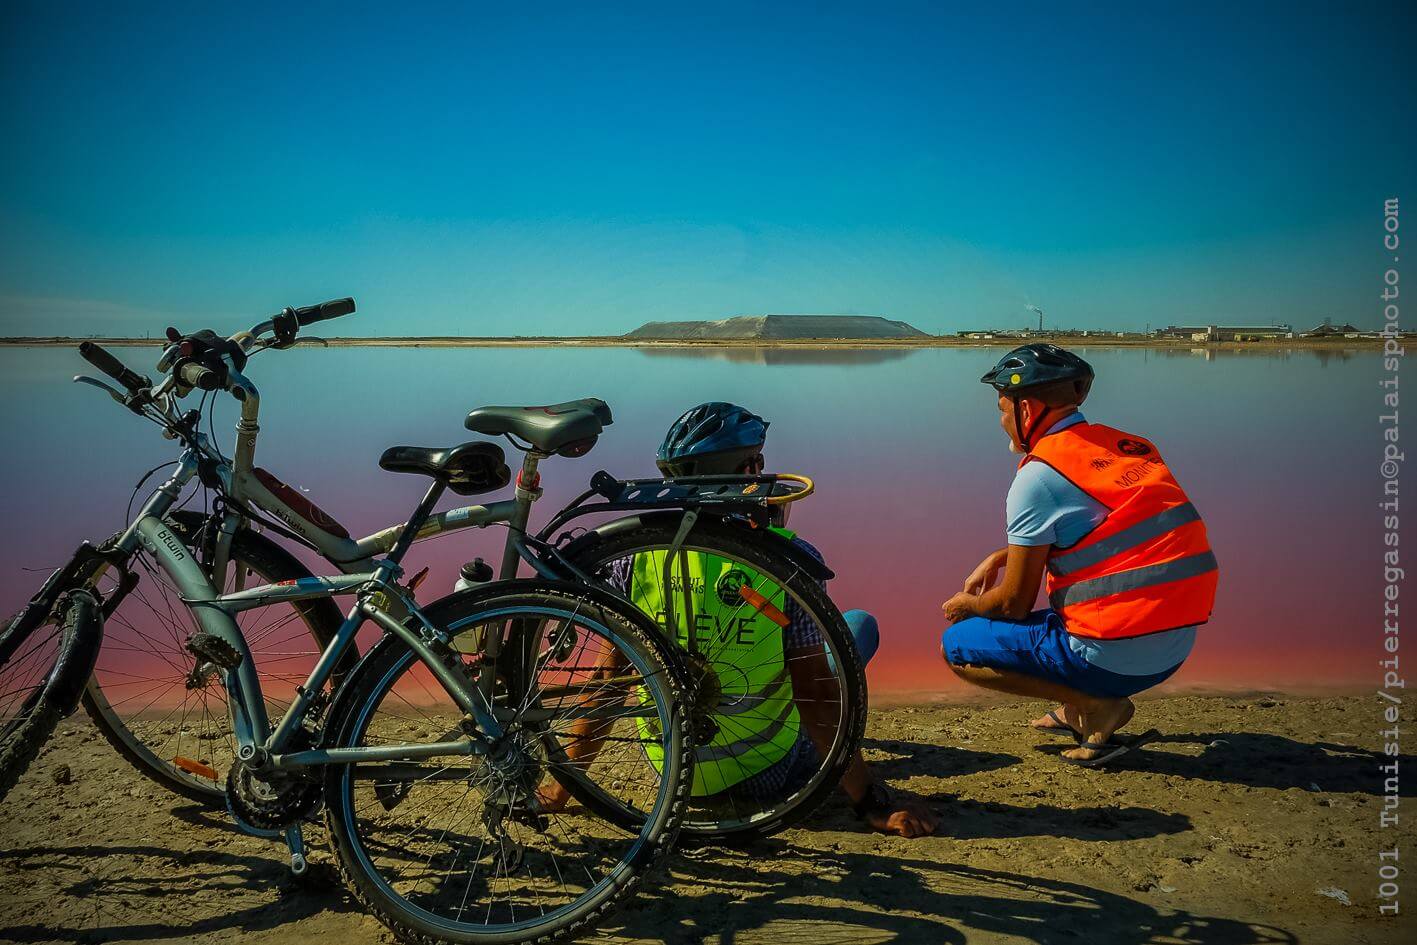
[1060,698,1136,762]
[1029,705,1075,732]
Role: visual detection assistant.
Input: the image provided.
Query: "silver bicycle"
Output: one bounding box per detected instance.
[0,300,693,944]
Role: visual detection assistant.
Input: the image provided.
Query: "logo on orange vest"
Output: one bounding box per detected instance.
[1090,457,1114,470]
[716,569,751,606]
[1117,438,1152,456]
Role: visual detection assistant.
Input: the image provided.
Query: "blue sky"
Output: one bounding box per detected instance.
[2,1,1413,337]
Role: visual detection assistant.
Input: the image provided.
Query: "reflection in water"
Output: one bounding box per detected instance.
[639,343,1370,367]
[1137,345,1363,364]
[636,346,920,366]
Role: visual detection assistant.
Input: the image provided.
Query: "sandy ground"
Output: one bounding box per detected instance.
[1,695,1411,945]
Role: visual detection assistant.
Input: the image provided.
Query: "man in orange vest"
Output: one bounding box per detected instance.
[940,344,1218,766]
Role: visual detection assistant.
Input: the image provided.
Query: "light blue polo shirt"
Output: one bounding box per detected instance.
[1006,411,1196,676]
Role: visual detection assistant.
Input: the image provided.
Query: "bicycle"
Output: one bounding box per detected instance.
[7,299,865,848]
[0,300,695,944]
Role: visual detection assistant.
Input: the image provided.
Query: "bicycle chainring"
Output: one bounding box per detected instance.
[226,760,322,832]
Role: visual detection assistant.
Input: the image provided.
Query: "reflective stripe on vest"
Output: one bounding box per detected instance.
[1025,421,1218,640]
[1049,550,1219,610]
[1048,502,1202,578]
[629,543,801,795]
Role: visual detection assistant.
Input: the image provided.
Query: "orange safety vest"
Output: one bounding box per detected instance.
[1021,421,1218,640]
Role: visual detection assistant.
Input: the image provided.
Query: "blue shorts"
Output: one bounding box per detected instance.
[941,609,1182,699]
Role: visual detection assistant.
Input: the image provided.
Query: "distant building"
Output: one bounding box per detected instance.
[956,328,1095,340]
[958,328,1031,339]
[1301,318,1364,338]
[1152,324,1293,341]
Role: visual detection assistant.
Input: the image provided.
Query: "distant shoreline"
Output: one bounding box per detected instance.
[0,335,1395,350]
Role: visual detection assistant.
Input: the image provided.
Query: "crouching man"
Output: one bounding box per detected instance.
[941,344,1218,766]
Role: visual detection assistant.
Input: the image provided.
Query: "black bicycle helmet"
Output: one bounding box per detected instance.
[980,343,1094,396]
[657,402,769,476]
[981,344,1095,450]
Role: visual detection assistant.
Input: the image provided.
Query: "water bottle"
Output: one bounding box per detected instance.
[454,557,494,593]
[452,558,495,655]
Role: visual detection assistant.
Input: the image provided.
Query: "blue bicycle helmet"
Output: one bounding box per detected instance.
[657,402,769,476]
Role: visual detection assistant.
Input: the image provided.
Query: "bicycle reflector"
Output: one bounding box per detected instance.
[737,586,790,628]
[172,756,219,781]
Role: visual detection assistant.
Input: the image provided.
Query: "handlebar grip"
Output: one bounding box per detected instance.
[178,361,223,391]
[79,341,149,394]
[293,297,356,327]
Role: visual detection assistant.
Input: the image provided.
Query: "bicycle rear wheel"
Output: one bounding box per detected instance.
[559,516,866,844]
[323,582,690,945]
[0,590,101,802]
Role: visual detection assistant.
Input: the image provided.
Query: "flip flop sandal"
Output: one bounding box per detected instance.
[1059,728,1162,768]
[1032,710,1081,738]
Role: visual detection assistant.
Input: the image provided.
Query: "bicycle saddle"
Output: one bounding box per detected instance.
[378,441,512,496]
[464,398,613,456]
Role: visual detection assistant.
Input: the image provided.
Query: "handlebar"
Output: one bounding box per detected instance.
[293,297,355,326]
[178,361,223,391]
[77,296,352,422]
[79,341,150,395]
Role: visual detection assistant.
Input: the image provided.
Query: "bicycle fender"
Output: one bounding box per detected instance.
[562,510,835,582]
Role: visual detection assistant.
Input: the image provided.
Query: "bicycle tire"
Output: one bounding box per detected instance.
[81,511,345,804]
[322,581,692,945]
[0,590,101,803]
[558,515,867,844]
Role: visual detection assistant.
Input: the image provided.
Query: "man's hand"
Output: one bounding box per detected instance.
[865,793,939,838]
[941,592,979,623]
[963,548,1008,595]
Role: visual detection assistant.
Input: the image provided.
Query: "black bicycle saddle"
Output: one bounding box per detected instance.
[464,398,613,455]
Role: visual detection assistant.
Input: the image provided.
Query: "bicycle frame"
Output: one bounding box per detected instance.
[90,352,569,770]
[111,449,498,770]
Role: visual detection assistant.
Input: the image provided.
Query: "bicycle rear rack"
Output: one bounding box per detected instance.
[534,470,813,541]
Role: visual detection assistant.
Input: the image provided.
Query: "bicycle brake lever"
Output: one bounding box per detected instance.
[73,374,128,404]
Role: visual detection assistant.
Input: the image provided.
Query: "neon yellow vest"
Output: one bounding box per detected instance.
[630,531,801,795]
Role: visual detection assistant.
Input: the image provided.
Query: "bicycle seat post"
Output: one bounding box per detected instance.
[498,450,546,580]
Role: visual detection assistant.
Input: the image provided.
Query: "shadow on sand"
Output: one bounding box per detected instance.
[0,806,353,943]
[608,841,1296,945]
[854,738,1193,841]
[1030,731,1416,796]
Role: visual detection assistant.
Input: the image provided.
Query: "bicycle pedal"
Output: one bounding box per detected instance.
[185,632,243,671]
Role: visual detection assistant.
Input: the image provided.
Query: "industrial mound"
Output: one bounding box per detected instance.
[625,314,930,340]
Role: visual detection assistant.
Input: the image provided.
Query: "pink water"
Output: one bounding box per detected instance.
[0,344,1398,697]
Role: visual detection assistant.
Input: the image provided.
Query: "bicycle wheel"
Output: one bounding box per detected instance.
[81,511,344,804]
[559,515,866,844]
[323,581,690,945]
[0,590,101,802]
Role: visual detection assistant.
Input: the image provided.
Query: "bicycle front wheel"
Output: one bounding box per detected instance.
[0,590,101,802]
[323,582,690,945]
